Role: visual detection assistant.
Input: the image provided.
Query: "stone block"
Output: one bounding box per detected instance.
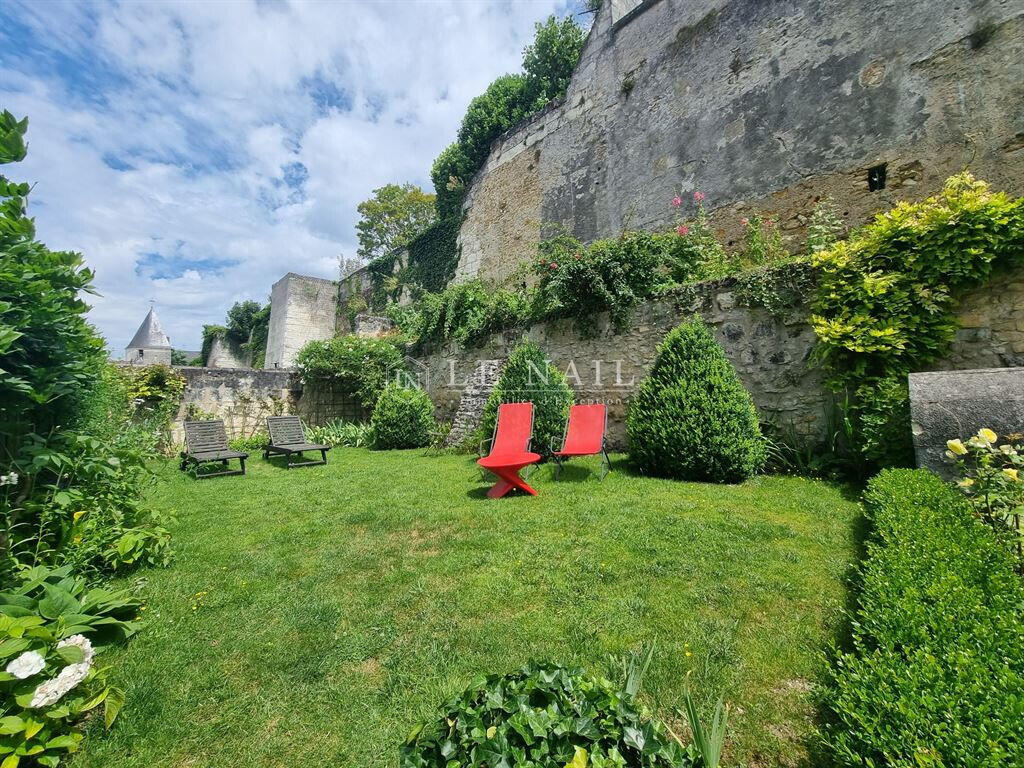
[909,367,1024,477]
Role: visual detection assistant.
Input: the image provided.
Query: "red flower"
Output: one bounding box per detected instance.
[693,191,705,202]
[740,217,749,226]
[549,262,558,270]
[676,225,690,236]
[671,196,682,207]
[765,219,774,227]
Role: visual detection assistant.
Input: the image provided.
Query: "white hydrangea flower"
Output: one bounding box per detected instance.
[29,635,94,708]
[5,650,45,679]
[0,471,17,486]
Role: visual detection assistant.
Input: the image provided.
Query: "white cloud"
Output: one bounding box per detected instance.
[0,0,581,352]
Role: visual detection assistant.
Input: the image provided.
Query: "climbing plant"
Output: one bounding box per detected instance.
[406,216,462,292]
[810,172,1024,467]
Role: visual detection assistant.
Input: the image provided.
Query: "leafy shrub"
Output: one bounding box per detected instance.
[811,173,1024,467]
[370,385,436,450]
[823,469,1024,765]
[0,565,141,766]
[533,232,672,334]
[228,432,269,452]
[400,660,691,768]
[478,340,573,458]
[305,420,373,449]
[627,318,765,482]
[295,335,404,412]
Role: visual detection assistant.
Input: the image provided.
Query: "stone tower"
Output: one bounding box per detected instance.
[124,306,172,366]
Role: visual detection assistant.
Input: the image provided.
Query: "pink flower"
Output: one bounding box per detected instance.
[765,219,774,227]
[693,191,705,202]
[740,217,749,226]
[549,262,558,270]
[671,196,682,208]
[676,225,690,236]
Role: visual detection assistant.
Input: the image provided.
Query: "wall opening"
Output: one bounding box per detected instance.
[868,163,887,191]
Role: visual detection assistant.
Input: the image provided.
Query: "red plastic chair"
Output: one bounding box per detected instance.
[551,404,610,480]
[478,402,541,498]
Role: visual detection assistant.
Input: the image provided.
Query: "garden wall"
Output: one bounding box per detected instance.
[170,367,363,443]
[454,0,1024,285]
[417,269,1024,449]
[265,273,339,369]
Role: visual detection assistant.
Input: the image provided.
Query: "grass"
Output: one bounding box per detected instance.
[72,449,860,768]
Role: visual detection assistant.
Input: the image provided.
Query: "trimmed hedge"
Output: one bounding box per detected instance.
[626,318,765,482]
[824,469,1024,766]
[371,384,436,450]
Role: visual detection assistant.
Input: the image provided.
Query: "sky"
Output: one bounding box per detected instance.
[0,0,583,353]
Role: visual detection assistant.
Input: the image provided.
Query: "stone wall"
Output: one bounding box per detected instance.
[454,0,1024,285]
[265,273,340,369]
[206,335,249,369]
[171,367,366,443]
[418,267,1024,450]
[123,347,172,366]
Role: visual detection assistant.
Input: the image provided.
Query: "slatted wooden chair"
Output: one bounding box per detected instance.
[264,416,330,468]
[180,419,248,478]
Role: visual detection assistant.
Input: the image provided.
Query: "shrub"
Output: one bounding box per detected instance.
[228,431,269,452]
[627,318,765,482]
[370,385,436,450]
[823,469,1024,766]
[811,173,1024,467]
[479,341,573,458]
[295,335,404,412]
[0,565,141,766]
[306,420,373,449]
[400,660,691,768]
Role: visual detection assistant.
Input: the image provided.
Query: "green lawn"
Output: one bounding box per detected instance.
[72,449,859,768]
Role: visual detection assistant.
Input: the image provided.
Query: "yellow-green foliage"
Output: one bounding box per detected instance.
[811,173,1024,466]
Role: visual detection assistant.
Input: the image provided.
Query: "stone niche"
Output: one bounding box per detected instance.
[909,367,1024,476]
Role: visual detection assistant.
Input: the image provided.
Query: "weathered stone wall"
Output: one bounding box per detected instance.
[206,336,249,369]
[123,347,172,366]
[265,273,340,369]
[171,367,365,443]
[454,0,1024,285]
[419,267,1024,450]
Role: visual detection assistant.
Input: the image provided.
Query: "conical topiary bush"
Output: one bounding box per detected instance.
[478,340,573,457]
[627,317,765,482]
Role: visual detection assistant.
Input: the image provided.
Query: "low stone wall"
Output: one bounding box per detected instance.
[171,367,365,444]
[414,267,1024,451]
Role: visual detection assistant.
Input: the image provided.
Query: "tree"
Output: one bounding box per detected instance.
[522,15,586,111]
[355,183,436,262]
[225,299,262,344]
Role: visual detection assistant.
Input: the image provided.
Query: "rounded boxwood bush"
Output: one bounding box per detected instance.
[478,340,573,457]
[627,317,765,482]
[400,661,691,768]
[370,384,435,450]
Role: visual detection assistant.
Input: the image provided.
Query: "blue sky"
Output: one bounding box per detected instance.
[0,0,581,352]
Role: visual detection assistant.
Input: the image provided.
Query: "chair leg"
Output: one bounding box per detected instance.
[600,449,611,481]
[554,457,563,481]
[321,449,328,464]
[239,457,246,475]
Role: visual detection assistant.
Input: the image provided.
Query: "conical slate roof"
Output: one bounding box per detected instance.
[126,307,171,349]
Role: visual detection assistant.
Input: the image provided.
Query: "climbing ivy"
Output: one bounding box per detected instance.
[810,173,1024,467]
[407,217,462,293]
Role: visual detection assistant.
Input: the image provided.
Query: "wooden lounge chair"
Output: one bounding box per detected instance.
[180,419,248,478]
[264,416,330,468]
[551,404,610,480]
[477,402,541,498]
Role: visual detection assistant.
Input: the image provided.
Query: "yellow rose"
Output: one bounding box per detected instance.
[978,428,998,444]
[1003,468,1019,481]
[947,439,968,456]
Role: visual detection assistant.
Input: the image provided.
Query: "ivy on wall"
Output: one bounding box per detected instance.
[810,173,1024,467]
[407,216,462,293]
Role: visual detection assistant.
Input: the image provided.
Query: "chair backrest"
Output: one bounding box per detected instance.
[561,404,607,454]
[184,419,229,453]
[490,402,534,456]
[267,415,306,446]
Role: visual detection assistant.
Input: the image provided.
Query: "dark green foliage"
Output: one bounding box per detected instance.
[295,335,404,412]
[824,469,1024,766]
[533,231,675,334]
[400,660,691,768]
[627,319,765,482]
[200,324,226,366]
[811,173,1024,467]
[430,143,471,221]
[479,341,573,458]
[406,216,462,293]
[521,15,586,111]
[356,183,436,263]
[370,385,435,450]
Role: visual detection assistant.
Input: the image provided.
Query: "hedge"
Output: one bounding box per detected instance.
[824,468,1024,766]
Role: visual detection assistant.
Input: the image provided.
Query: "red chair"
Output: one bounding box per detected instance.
[478,402,541,498]
[551,404,610,480]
